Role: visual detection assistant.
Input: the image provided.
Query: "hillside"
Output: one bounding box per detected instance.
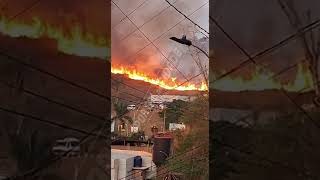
[211,89,314,110]
[111,73,205,104]
[0,34,110,139]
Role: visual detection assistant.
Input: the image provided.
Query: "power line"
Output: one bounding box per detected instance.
[114,1,208,72]
[210,16,320,131]
[209,13,320,179]
[112,2,209,113]
[151,136,314,179]
[210,18,320,84]
[119,143,208,180]
[112,0,150,29]
[214,138,316,179]
[115,0,178,42]
[5,110,131,180]
[153,151,209,179]
[111,78,146,94]
[111,1,209,118]
[111,72,204,109]
[162,63,313,179]
[112,0,209,114]
[0,105,108,140]
[0,50,111,101]
[112,95,143,104]
[0,79,106,122]
[210,16,256,65]
[112,0,189,81]
[112,87,143,99]
[8,0,42,21]
[165,0,209,36]
[0,2,112,179]
[188,46,208,86]
[6,125,104,180]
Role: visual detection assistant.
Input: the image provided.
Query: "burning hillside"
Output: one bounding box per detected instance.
[111,65,208,91]
[0,15,208,91]
[212,63,314,92]
[0,14,314,93]
[0,16,109,59]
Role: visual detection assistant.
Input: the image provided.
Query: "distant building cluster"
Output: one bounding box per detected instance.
[148,94,196,105]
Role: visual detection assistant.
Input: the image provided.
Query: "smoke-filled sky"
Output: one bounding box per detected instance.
[111,0,209,83]
[211,0,320,78]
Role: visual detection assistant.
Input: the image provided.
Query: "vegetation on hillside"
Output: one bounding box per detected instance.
[159,96,209,180]
[212,111,320,180]
[158,99,188,129]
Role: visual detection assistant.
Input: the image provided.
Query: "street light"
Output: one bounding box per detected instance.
[170,35,209,89]
[169,35,209,58]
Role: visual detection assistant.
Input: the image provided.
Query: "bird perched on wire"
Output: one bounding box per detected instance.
[170,35,192,46]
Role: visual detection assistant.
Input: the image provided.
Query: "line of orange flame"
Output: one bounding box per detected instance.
[111,66,208,91]
[0,15,314,92]
[0,15,208,91]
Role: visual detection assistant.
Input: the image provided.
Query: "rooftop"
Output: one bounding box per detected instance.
[111,149,152,160]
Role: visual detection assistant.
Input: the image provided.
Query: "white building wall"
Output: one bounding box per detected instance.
[149,94,196,104]
[111,149,157,180]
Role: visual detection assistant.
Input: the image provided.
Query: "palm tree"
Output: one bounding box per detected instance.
[113,102,133,137]
[112,79,123,104]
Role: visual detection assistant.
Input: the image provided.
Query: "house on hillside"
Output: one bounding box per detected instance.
[148,94,196,105]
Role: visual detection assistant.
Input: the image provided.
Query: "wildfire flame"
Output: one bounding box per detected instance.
[212,63,314,92]
[0,16,109,58]
[0,15,314,92]
[112,65,208,91]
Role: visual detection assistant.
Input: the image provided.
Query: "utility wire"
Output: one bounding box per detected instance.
[152,151,209,179]
[210,16,255,64]
[112,0,189,81]
[111,78,146,94]
[0,79,106,122]
[210,16,320,130]
[116,2,209,114]
[214,138,316,179]
[8,0,42,21]
[5,110,130,180]
[112,87,143,100]
[0,105,108,140]
[119,143,208,180]
[115,0,204,118]
[0,1,113,179]
[115,0,178,42]
[112,0,150,29]
[115,1,208,73]
[154,61,315,179]
[208,14,320,180]
[165,0,209,36]
[0,50,111,101]
[153,135,314,179]
[210,18,320,84]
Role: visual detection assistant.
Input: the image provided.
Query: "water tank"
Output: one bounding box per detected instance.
[152,133,172,166]
[134,156,142,167]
